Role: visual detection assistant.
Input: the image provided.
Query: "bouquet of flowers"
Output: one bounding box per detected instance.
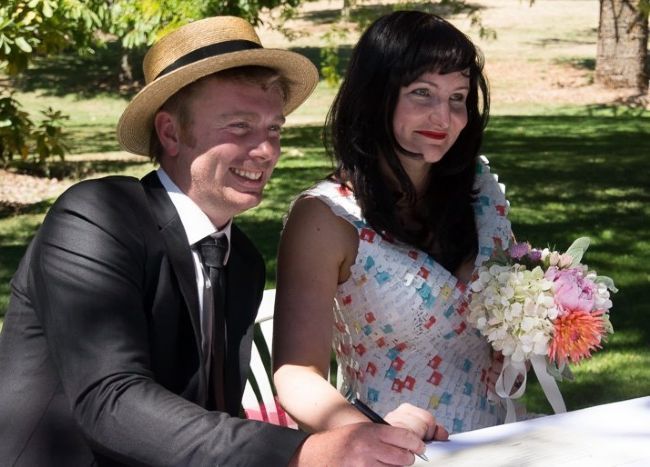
[468,237,616,422]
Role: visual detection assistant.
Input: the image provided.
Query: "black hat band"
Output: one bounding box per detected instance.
[155,39,262,80]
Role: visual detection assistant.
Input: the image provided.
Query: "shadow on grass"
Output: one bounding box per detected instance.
[67,126,123,154]
[7,157,152,182]
[301,1,484,27]
[0,200,51,219]
[0,244,29,310]
[553,57,596,72]
[11,41,146,99]
[12,40,341,98]
[523,353,650,413]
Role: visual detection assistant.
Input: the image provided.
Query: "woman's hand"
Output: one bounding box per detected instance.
[384,403,449,441]
[486,351,504,394]
[487,351,529,396]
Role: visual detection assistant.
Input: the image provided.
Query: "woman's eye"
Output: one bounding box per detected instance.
[450,93,467,103]
[231,122,250,130]
[411,88,430,97]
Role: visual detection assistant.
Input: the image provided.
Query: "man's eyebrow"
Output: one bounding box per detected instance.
[219,111,286,124]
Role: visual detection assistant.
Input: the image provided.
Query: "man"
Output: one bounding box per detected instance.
[0,16,431,466]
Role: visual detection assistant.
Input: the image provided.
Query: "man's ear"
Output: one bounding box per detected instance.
[154,111,180,157]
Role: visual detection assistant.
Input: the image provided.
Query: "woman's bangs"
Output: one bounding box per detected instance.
[399,37,478,85]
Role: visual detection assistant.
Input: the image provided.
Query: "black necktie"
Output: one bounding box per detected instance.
[197,234,229,411]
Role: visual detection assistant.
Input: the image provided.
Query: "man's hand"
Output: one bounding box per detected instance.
[288,422,427,467]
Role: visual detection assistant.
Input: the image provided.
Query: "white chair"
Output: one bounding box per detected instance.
[241,289,298,428]
[241,289,340,428]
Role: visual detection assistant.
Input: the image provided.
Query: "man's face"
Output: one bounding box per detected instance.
[166,77,285,228]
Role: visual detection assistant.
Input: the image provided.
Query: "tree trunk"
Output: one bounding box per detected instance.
[596,0,649,93]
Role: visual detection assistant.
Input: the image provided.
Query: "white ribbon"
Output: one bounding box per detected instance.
[494,355,566,423]
[494,357,527,424]
[530,354,567,416]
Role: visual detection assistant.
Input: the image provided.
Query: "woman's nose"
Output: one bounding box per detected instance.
[428,102,451,129]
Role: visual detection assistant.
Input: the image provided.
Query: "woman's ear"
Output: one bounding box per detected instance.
[154,111,180,157]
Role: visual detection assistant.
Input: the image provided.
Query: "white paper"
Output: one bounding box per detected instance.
[418,396,650,466]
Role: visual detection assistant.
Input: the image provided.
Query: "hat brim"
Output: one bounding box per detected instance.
[117,48,318,156]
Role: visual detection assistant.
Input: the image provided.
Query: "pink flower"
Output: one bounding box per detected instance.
[545,267,597,314]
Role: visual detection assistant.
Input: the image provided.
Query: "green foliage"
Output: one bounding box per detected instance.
[0,91,33,164]
[0,0,106,75]
[316,0,498,86]
[33,106,69,166]
[0,1,101,171]
[108,0,304,50]
[320,27,347,88]
[0,90,69,169]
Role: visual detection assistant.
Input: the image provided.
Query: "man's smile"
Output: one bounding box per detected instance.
[231,168,264,181]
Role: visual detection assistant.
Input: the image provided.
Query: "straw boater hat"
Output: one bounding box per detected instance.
[117,16,319,156]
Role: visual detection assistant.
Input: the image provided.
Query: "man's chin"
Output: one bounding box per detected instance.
[229,193,263,212]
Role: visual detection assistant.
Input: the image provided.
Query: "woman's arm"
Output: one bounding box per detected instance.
[273,196,368,432]
[272,196,449,442]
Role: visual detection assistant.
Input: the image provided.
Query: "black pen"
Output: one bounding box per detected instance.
[348,396,429,462]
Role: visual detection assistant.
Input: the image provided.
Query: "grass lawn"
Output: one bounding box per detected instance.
[1,0,649,414]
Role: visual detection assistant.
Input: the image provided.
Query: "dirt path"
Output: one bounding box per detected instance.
[0,169,73,208]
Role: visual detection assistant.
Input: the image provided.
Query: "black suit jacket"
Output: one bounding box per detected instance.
[0,172,307,466]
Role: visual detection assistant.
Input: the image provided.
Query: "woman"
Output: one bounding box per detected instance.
[273,10,511,438]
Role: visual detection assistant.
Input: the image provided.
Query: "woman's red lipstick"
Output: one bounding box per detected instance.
[416,130,447,140]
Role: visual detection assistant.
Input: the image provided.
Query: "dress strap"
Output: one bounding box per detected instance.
[301,180,366,231]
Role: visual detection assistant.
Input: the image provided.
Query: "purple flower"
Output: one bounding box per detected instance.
[508,242,530,260]
[528,249,543,262]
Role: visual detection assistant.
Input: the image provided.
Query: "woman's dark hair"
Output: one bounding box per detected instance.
[324,10,489,273]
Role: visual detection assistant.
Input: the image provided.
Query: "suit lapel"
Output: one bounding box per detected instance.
[141,172,207,403]
[142,172,201,333]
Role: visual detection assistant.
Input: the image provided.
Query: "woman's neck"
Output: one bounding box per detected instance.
[379,157,430,197]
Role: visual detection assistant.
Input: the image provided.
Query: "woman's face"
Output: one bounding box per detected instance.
[392,70,469,172]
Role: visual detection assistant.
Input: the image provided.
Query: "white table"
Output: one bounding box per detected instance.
[418,396,650,466]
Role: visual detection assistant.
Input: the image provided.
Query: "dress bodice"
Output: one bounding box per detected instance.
[303,157,511,433]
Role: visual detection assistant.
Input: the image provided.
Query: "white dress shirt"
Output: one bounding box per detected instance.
[156,168,231,349]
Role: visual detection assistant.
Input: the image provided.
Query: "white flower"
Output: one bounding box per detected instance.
[468,262,556,362]
[558,253,573,268]
[549,251,560,266]
[540,248,550,261]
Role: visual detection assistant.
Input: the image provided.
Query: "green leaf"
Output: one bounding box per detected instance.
[14,36,33,53]
[595,275,618,293]
[546,361,563,380]
[601,314,614,336]
[42,1,54,18]
[547,361,575,382]
[564,236,590,266]
[560,364,574,382]
[23,11,37,24]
